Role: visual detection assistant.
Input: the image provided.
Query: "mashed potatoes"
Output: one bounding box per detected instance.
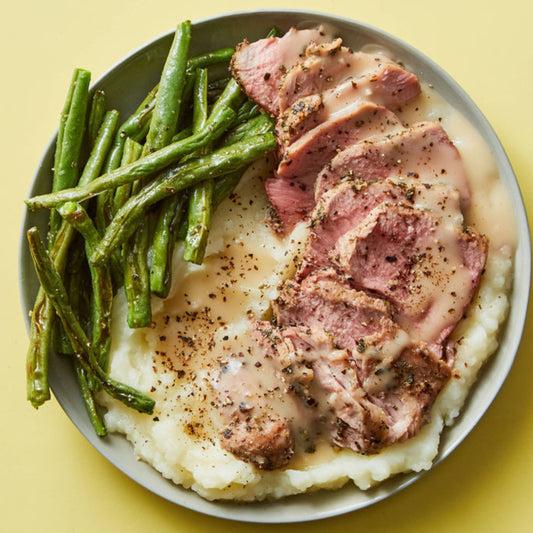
[97,84,515,501]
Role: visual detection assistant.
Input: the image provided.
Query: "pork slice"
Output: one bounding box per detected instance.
[216,325,302,470]
[220,413,294,470]
[249,290,454,454]
[299,179,463,279]
[247,321,322,454]
[274,269,397,353]
[381,343,451,441]
[278,39,397,114]
[253,323,396,454]
[276,93,324,146]
[280,323,450,452]
[352,334,452,445]
[331,203,488,346]
[262,325,389,454]
[287,326,391,453]
[277,63,421,145]
[230,27,332,116]
[266,103,403,232]
[313,352,390,453]
[315,121,471,207]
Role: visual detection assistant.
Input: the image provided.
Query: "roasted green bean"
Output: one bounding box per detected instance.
[27,227,155,415]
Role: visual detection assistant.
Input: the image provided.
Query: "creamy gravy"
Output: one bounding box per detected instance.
[395,82,517,254]
[334,201,478,345]
[359,43,517,254]
[273,27,331,67]
[148,169,309,442]
[448,112,517,253]
[215,330,320,451]
[279,44,393,112]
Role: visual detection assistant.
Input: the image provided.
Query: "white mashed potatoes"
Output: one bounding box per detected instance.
[97,83,515,501]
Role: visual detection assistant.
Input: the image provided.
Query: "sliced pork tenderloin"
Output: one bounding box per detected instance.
[277,63,420,145]
[299,179,463,279]
[331,203,487,346]
[273,268,398,354]
[314,121,470,207]
[222,28,480,465]
[216,329,305,470]
[311,348,390,453]
[248,322,396,455]
[220,413,294,470]
[252,318,452,454]
[266,103,403,232]
[278,38,399,114]
[283,326,391,453]
[350,335,452,446]
[230,27,331,116]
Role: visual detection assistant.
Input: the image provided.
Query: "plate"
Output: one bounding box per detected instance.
[19,9,531,523]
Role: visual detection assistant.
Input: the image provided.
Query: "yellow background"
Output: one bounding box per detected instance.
[2,0,532,531]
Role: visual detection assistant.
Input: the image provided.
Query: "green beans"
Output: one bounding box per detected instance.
[52,69,92,193]
[58,234,90,356]
[212,170,245,207]
[267,26,284,38]
[75,362,107,436]
[177,47,235,123]
[113,138,143,213]
[123,222,152,328]
[48,68,91,248]
[88,89,107,146]
[57,202,114,376]
[26,104,236,211]
[207,77,231,102]
[53,70,78,181]
[91,132,276,265]
[222,112,274,145]
[211,78,247,115]
[123,20,192,328]
[98,86,159,236]
[233,100,261,125]
[172,127,193,143]
[103,84,158,180]
[183,68,212,264]
[27,227,155,415]
[26,105,118,407]
[149,195,187,298]
[147,61,202,296]
[143,20,191,154]
[121,85,159,143]
[192,69,209,135]
[81,110,121,185]
[183,181,213,264]
[187,47,234,71]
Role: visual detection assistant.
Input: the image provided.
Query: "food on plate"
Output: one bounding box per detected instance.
[24,21,516,502]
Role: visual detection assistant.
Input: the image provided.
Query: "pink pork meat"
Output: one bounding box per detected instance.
[298,179,464,279]
[266,102,403,232]
[314,121,471,207]
[230,27,331,116]
[331,203,487,347]
[277,62,421,145]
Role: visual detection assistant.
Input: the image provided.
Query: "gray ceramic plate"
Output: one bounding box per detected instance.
[19,9,531,523]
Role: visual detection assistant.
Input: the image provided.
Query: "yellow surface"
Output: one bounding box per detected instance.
[2,0,532,531]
